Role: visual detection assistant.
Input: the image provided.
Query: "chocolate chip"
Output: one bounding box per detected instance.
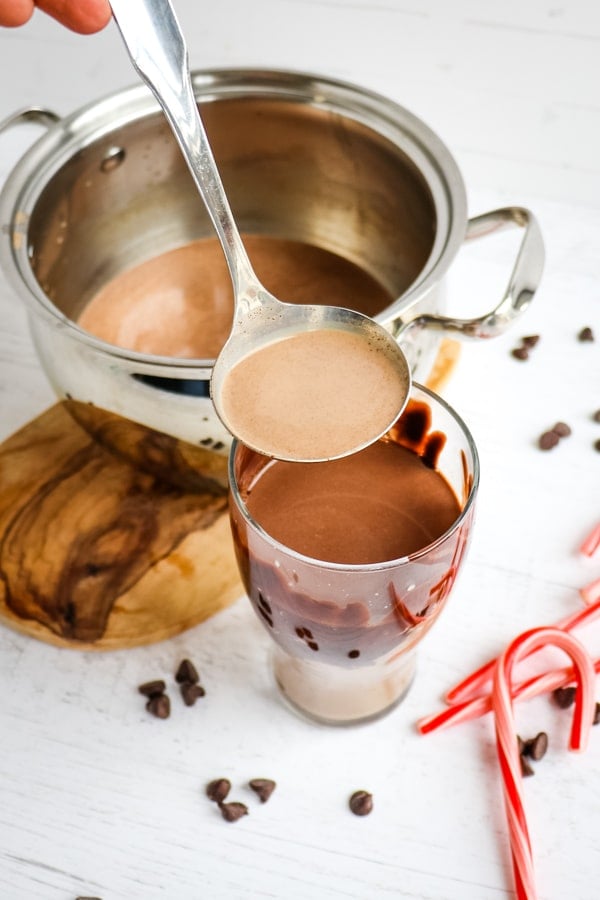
[146,693,170,719]
[529,731,549,761]
[578,326,594,342]
[218,801,248,822]
[349,790,373,816]
[258,605,274,627]
[539,430,560,450]
[594,438,600,453]
[258,592,272,615]
[307,640,319,651]
[552,421,571,438]
[553,686,577,709]
[520,755,535,777]
[347,649,360,659]
[138,679,166,698]
[175,658,199,684]
[180,682,206,706]
[206,778,231,803]
[520,736,536,757]
[511,346,529,361]
[295,626,313,639]
[593,409,600,424]
[593,702,600,726]
[249,778,276,803]
[522,334,541,348]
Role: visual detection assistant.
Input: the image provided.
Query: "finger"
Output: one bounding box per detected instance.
[0,0,35,27]
[35,0,112,34]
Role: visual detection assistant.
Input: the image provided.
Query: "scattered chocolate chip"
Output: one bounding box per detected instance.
[593,702,600,726]
[307,640,319,651]
[218,801,248,822]
[146,693,170,719]
[578,326,594,342]
[539,430,560,450]
[553,685,577,709]
[593,409,600,424]
[138,679,166,698]
[594,438,600,452]
[522,334,541,348]
[511,346,529,361]
[349,790,373,816]
[520,755,535,777]
[529,731,549,761]
[552,421,571,438]
[348,649,360,659]
[175,658,199,684]
[180,682,206,706]
[249,778,276,803]
[206,778,231,803]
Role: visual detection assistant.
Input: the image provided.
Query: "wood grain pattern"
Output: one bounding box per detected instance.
[0,403,241,649]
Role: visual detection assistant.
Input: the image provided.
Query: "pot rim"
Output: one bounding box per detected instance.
[0,66,468,372]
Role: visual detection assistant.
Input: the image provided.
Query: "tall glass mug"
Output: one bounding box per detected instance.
[228,384,479,725]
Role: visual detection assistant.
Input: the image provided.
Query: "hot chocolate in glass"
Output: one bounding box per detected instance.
[229,384,479,724]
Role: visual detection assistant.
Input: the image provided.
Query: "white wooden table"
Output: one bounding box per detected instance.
[0,3,599,898]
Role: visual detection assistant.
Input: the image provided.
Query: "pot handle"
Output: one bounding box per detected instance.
[0,106,60,136]
[397,206,544,340]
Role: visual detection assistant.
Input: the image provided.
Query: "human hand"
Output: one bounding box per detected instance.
[0,0,111,34]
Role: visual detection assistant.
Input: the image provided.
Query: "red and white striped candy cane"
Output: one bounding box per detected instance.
[417,656,600,735]
[579,521,600,557]
[492,626,596,900]
[445,597,600,705]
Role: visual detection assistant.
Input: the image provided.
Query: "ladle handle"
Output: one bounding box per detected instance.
[109,0,255,298]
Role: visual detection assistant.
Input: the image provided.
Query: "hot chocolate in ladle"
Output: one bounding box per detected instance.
[110,0,411,462]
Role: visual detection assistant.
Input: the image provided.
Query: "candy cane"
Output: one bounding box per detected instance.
[492,627,596,900]
[444,598,600,705]
[417,657,600,735]
[579,522,600,557]
[580,577,600,606]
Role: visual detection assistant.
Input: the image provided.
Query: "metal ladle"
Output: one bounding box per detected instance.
[109,0,411,461]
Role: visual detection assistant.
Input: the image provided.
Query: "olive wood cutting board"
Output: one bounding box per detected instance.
[0,340,459,651]
[0,402,242,650]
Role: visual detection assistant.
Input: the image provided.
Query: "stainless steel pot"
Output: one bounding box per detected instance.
[0,68,544,474]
